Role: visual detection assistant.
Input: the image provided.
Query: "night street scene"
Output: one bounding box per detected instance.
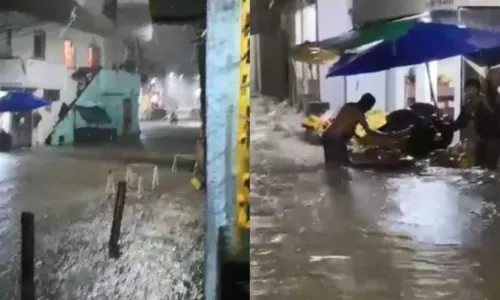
[251,2,500,300]
[0,0,209,298]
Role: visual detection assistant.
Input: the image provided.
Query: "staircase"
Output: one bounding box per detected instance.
[44,67,102,145]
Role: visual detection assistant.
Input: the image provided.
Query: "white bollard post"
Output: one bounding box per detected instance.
[125,165,132,184]
[105,170,116,197]
[152,165,159,190]
[171,156,178,172]
[136,176,144,198]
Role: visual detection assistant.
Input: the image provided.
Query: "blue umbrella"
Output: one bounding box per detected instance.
[0,91,50,112]
[327,22,500,77]
[465,47,500,67]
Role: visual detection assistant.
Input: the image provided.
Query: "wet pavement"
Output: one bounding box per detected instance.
[0,120,203,299]
[250,98,500,300]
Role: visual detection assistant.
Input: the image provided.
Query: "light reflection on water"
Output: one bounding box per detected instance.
[252,163,500,299]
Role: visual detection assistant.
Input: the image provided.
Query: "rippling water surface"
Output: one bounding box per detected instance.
[251,100,500,300]
[0,122,203,300]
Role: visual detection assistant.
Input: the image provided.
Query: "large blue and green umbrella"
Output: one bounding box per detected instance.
[327,21,500,77]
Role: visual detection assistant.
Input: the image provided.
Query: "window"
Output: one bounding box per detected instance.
[33,30,46,59]
[43,89,60,101]
[88,45,101,68]
[63,40,75,68]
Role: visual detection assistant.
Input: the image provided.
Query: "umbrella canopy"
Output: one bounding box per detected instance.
[0,91,50,112]
[290,20,413,65]
[318,19,414,52]
[327,22,500,77]
[465,47,500,67]
[290,41,339,64]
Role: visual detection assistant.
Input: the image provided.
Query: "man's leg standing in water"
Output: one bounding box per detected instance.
[322,135,350,165]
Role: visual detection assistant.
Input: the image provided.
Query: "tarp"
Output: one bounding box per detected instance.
[327,22,500,77]
[0,91,49,112]
[75,105,112,125]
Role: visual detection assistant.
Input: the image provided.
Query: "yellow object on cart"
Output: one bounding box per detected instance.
[301,115,331,136]
[354,110,387,138]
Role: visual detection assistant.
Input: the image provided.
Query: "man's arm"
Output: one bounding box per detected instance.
[359,115,408,137]
[450,102,473,131]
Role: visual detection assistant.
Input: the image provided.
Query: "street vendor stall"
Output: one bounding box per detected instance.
[322,19,500,167]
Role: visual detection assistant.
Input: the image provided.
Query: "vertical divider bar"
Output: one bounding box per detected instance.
[236,0,251,246]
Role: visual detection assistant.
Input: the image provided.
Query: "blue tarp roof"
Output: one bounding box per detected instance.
[327,22,500,77]
[0,92,49,112]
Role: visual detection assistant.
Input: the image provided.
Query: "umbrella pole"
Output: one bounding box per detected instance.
[425,62,439,110]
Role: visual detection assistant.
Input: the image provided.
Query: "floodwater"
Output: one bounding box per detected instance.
[0,121,204,299]
[251,99,500,300]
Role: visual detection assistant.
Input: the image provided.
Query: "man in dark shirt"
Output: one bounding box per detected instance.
[452,78,500,169]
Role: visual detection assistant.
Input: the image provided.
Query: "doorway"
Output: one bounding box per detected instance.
[1,87,35,148]
[123,98,132,135]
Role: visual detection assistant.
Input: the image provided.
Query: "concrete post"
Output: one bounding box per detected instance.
[205,0,241,299]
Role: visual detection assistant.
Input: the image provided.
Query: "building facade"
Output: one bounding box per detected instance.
[0,12,140,147]
[251,0,500,143]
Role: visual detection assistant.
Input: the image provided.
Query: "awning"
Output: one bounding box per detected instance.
[148,0,205,24]
[75,105,112,125]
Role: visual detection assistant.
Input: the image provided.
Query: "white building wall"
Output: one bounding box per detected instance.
[10,23,113,69]
[0,18,128,146]
[317,0,389,113]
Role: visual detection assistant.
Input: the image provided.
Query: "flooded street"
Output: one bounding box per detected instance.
[250,99,500,300]
[0,121,203,299]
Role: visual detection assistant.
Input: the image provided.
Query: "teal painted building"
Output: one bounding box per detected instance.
[50,69,141,145]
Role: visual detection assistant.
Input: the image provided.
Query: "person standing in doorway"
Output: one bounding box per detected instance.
[452,78,500,169]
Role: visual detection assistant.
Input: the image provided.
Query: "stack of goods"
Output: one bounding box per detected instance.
[429,139,474,169]
[348,110,413,166]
